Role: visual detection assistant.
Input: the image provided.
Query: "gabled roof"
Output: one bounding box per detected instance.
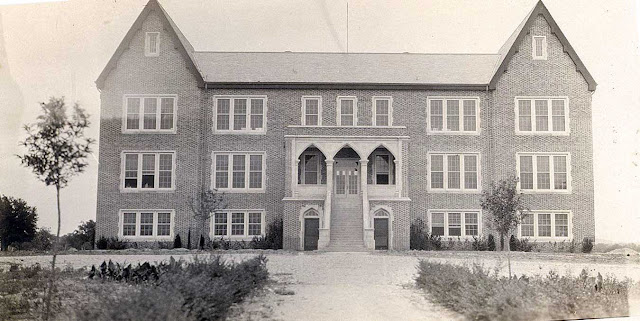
[95,0,203,90]
[489,0,597,91]
[96,0,596,91]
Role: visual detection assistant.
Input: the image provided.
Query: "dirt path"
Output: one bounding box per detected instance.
[1,251,639,320]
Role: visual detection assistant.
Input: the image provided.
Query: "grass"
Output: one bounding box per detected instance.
[415,260,636,321]
[0,255,269,321]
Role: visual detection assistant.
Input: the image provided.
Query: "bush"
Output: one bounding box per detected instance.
[187,229,192,250]
[582,237,594,253]
[95,236,126,250]
[250,219,283,250]
[472,236,488,251]
[509,235,518,251]
[199,235,205,250]
[487,234,496,251]
[174,234,182,249]
[410,218,442,250]
[416,260,633,321]
[81,255,269,321]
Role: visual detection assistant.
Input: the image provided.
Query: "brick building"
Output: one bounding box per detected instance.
[95,0,596,251]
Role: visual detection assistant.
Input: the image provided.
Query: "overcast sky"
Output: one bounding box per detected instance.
[0,0,639,242]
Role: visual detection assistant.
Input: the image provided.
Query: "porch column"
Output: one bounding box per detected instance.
[361,159,374,249]
[395,139,403,197]
[318,158,334,249]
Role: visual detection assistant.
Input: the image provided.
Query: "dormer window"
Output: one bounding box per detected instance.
[145,32,160,57]
[532,36,547,60]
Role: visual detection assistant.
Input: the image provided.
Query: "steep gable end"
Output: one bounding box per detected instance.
[489,0,596,91]
[95,0,204,90]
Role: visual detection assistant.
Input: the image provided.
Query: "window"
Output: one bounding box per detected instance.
[212,152,265,192]
[302,96,322,126]
[337,96,357,126]
[122,152,175,191]
[516,97,568,134]
[428,153,480,191]
[517,153,570,192]
[372,97,393,126]
[211,210,265,238]
[427,97,479,134]
[145,32,160,57]
[124,96,176,132]
[368,148,395,185]
[213,96,267,133]
[430,211,480,237]
[532,36,547,60]
[119,210,174,239]
[518,211,571,239]
[298,148,327,185]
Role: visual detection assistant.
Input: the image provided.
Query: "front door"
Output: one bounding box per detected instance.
[304,218,319,251]
[374,218,389,250]
[334,159,359,197]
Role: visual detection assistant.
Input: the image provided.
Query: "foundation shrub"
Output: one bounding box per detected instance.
[582,237,594,253]
[472,236,489,251]
[410,218,442,251]
[416,260,633,321]
[250,219,283,250]
[487,234,496,251]
[95,236,127,250]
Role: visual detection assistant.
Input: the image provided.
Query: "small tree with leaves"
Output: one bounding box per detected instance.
[18,97,94,320]
[0,195,38,251]
[480,176,527,276]
[188,189,226,249]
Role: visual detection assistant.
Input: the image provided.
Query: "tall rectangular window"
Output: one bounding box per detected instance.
[516,97,568,134]
[538,213,552,237]
[214,96,267,133]
[431,213,445,236]
[521,214,534,237]
[532,36,547,60]
[212,152,265,192]
[338,97,357,126]
[302,97,321,126]
[304,155,318,184]
[124,96,176,132]
[428,153,480,191]
[120,210,173,238]
[145,32,160,57]
[517,153,570,192]
[374,155,390,185]
[519,211,571,239]
[212,211,265,238]
[464,213,478,236]
[122,152,174,191]
[430,211,481,237]
[448,213,461,236]
[427,98,479,134]
[373,97,392,126]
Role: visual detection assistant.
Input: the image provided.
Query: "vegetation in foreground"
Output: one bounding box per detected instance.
[0,255,269,321]
[416,260,635,321]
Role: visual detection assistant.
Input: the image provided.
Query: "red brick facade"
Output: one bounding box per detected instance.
[96,4,595,250]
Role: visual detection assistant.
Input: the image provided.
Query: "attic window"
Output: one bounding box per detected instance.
[532,36,547,60]
[145,32,160,57]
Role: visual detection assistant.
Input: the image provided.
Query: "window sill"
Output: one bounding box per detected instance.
[120,236,173,241]
[518,189,572,195]
[213,130,266,135]
[122,130,177,135]
[120,188,176,193]
[515,131,570,136]
[427,189,482,194]
[426,130,481,136]
[213,188,266,194]
[287,125,406,129]
[210,235,264,241]
[517,236,572,242]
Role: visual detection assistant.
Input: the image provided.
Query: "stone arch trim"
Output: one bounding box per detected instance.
[299,204,323,250]
[369,204,394,250]
[363,142,398,159]
[296,143,329,160]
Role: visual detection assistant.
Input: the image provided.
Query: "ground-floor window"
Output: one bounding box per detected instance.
[212,210,265,238]
[119,210,174,239]
[519,211,571,239]
[429,210,480,237]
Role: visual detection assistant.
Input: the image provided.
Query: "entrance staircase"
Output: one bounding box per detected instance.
[324,198,369,252]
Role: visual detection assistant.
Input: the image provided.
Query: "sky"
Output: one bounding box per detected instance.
[0,0,639,242]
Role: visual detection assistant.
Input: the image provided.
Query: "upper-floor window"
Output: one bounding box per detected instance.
[516,97,568,135]
[372,97,393,126]
[124,95,177,133]
[532,36,547,60]
[302,96,322,126]
[368,148,395,185]
[122,151,175,191]
[212,152,265,192]
[298,148,327,185]
[337,96,357,126]
[145,32,160,57]
[430,211,481,237]
[120,210,174,239]
[428,153,480,192]
[519,211,571,240]
[213,96,266,134]
[427,97,479,134]
[212,210,265,239]
[517,153,570,193]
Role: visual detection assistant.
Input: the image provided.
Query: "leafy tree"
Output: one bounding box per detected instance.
[62,220,95,250]
[18,97,94,320]
[0,195,38,250]
[187,189,226,249]
[480,176,527,277]
[32,228,54,251]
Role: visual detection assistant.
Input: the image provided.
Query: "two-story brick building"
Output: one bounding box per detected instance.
[95,0,596,251]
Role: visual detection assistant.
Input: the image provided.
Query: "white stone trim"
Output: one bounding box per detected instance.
[369,204,394,250]
[299,204,323,250]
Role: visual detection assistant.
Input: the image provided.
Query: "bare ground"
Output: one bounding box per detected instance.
[1,251,639,320]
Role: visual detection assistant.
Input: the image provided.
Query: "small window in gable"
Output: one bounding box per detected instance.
[145,32,160,57]
[532,36,547,60]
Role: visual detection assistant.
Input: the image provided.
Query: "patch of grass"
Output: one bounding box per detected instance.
[415,260,634,321]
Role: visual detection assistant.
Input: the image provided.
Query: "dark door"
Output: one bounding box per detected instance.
[374,218,389,250]
[304,218,320,251]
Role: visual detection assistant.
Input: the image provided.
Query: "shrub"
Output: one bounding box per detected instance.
[410,218,442,250]
[174,234,182,249]
[96,236,108,250]
[416,260,633,321]
[582,237,594,253]
[187,229,192,250]
[509,235,519,251]
[95,236,126,250]
[250,219,283,249]
[472,236,488,251]
[199,235,205,250]
[487,234,496,251]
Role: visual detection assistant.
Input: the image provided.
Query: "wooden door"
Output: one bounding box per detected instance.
[374,218,389,250]
[304,218,320,251]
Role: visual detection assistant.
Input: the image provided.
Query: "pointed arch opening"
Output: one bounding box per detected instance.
[298,146,327,185]
[367,146,396,185]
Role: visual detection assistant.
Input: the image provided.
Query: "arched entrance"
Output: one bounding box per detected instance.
[303,208,320,251]
[373,208,390,250]
[333,146,360,198]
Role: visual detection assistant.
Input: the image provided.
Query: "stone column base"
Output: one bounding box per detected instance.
[364,228,375,249]
[318,228,330,249]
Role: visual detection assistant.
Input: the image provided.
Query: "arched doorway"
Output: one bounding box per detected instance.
[303,208,320,251]
[333,146,361,198]
[373,208,390,250]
